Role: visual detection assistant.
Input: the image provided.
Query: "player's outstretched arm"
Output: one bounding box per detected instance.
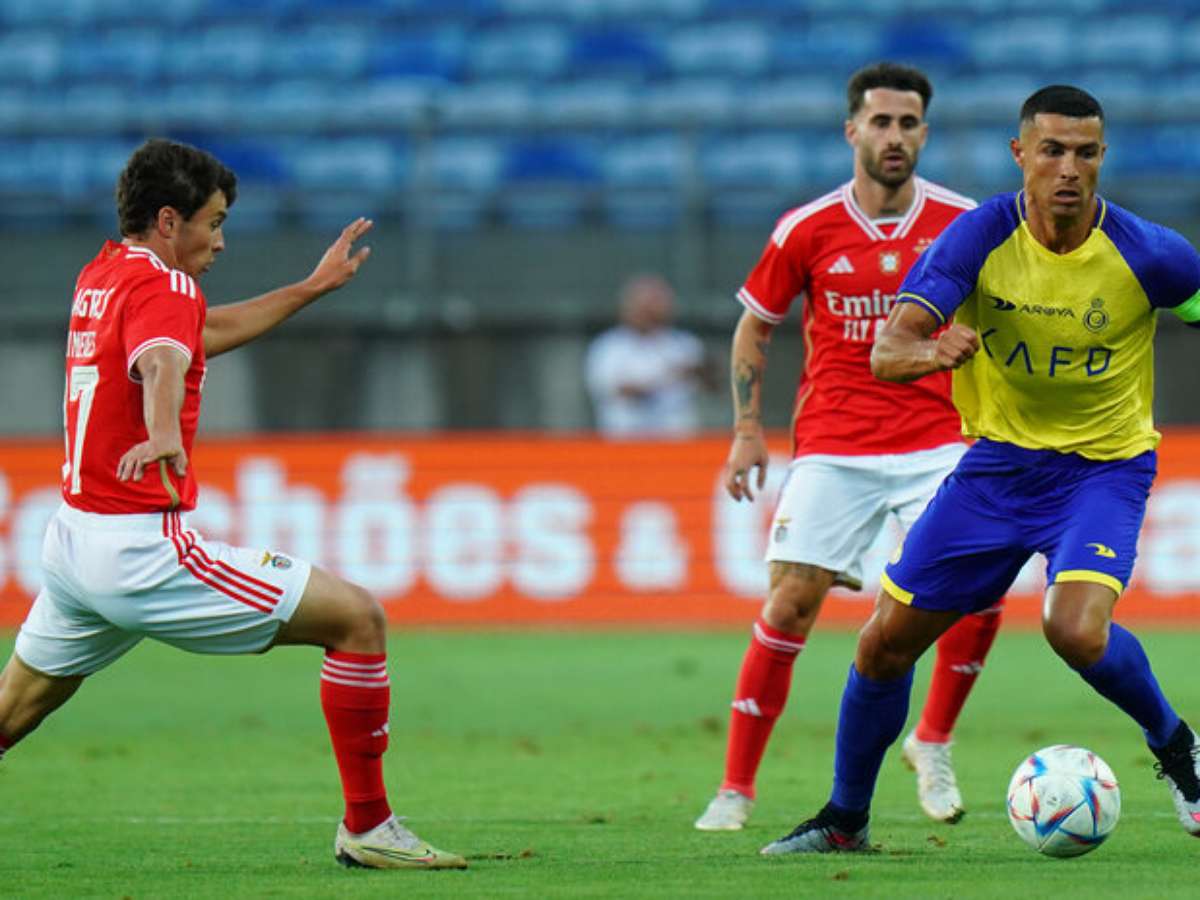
[724,309,773,502]
[203,218,373,358]
[117,345,189,490]
[871,302,979,383]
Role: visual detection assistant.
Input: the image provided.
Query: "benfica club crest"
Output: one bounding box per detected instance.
[879,251,901,274]
[914,237,935,255]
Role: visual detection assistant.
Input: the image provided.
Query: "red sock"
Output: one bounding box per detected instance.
[720,619,805,798]
[916,602,1004,743]
[321,651,392,834]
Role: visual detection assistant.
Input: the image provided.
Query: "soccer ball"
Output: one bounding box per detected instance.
[1006,745,1120,858]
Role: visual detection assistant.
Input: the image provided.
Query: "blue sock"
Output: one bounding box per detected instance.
[829,664,915,815]
[1076,623,1180,749]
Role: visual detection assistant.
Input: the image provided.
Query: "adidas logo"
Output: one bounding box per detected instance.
[949,662,984,675]
[371,723,390,738]
[827,255,855,274]
[731,698,763,717]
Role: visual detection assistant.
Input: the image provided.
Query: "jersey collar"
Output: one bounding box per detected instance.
[841,177,927,242]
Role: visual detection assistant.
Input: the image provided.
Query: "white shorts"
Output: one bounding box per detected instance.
[765,443,967,590]
[15,505,311,677]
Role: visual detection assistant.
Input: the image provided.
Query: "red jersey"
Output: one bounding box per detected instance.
[736,176,973,457]
[62,241,206,513]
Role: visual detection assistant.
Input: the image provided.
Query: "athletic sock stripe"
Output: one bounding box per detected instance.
[323,657,388,672]
[753,621,805,654]
[320,672,391,689]
[323,661,388,680]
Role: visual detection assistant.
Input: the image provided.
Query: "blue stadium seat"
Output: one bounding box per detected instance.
[736,75,845,126]
[141,84,238,130]
[232,81,342,131]
[0,30,61,84]
[500,138,601,228]
[601,135,687,228]
[366,29,466,80]
[1080,16,1177,68]
[666,23,770,76]
[437,82,536,128]
[1074,70,1152,119]
[877,19,971,68]
[701,133,806,188]
[536,80,636,127]
[61,28,164,84]
[568,27,667,78]
[967,16,1072,70]
[639,78,736,127]
[58,85,136,134]
[937,73,1043,122]
[162,26,268,82]
[263,27,368,79]
[467,26,570,80]
[770,22,882,72]
[283,139,404,191]
[356,78,441,128]
[430,136,505,190]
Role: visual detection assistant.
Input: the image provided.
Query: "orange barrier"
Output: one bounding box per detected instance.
[4,432,1200,628]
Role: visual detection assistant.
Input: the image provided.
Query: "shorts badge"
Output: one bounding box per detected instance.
[773,517,790,543]
[261,552,294,569]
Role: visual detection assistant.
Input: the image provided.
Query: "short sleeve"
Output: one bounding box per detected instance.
[736,219,807,324]
[1102,205,1200,324]
[122,273,202,378]
[898,193,1019,324]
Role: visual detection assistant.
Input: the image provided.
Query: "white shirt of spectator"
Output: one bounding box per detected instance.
[586,326,705,437]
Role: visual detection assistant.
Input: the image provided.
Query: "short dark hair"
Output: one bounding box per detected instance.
[1019,85,1105,126]
[847,62,933,117]
[116,138,237,236]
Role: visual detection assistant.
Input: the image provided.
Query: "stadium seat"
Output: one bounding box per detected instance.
[284,139,404,191]
[61,28,163,84]
[567,26,668,78]
[162,26,268,82]
[467,26,570,79]
[877,19,971,68]
[1079,15,1177,69]
[770,22,883,72]
[736,75,845,126]
[0,30,61,84]
[366,28,466,81]
[263,26,369,79]
[937,73,1043,122]
[666,23,770,76]
[500,138,601,228]
[437,82,537,128]
[536,79,637,127]
[967,16,1073,70]
[639,78,737,127]
[701,133,806,189]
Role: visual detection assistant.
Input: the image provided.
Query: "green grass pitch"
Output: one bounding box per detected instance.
[1,628,1197,898]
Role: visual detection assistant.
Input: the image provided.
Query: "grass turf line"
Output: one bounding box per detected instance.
[1,629,1198,898]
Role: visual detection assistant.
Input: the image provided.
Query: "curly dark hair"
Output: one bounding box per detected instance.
[847,62,933,117]
[116,138,237,236]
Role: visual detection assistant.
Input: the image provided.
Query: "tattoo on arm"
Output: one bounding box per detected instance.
[734,362,761,420]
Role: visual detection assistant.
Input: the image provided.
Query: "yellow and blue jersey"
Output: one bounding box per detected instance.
[898,192,1200,460]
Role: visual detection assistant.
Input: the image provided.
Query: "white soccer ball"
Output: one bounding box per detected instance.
[1006,745,1120,858]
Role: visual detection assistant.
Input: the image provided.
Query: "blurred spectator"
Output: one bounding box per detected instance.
[585,274,714,437]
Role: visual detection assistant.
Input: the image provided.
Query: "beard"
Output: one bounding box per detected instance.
[863,148,918,189]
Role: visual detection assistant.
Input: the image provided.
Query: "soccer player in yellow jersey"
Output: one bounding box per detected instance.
[761,85,1200,855]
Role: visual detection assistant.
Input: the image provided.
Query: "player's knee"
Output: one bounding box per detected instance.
[335,583,387,653]
[763,564,829,634]
[1043,617,1105,669]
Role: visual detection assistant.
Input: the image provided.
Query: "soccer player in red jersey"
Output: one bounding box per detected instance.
[0,139,465,870]
[695,63,1004,831]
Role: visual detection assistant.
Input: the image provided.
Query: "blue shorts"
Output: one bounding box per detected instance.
[881,439,1156,613]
